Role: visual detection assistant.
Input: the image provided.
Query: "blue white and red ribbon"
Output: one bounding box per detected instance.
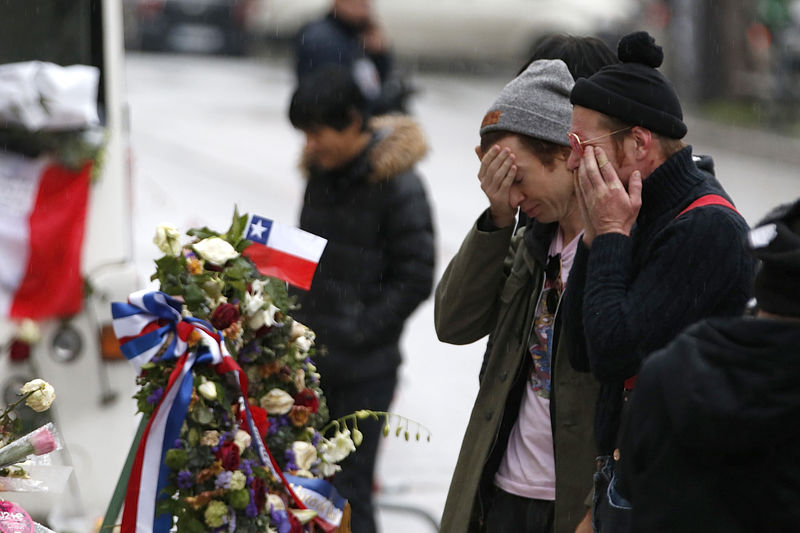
[112,290,320,533]
[284,475,347,531]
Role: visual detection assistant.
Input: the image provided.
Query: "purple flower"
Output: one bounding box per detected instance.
[245,490,258,517]
[215,470,233,489]
[240,459,253,478]
[146,387,164,405]
[173,439,184,449]
[177,470,193,489]
[268,417,279,436]
[311,431,321,447]
[270,509,291,533]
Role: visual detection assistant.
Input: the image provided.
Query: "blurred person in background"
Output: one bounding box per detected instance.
[435,34,618,533]
[288,64,434,533]
[294,0,413,114]
[616,198,800,533]
[561,30,756,532]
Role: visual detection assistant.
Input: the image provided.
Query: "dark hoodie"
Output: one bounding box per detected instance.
[617,316,800,533]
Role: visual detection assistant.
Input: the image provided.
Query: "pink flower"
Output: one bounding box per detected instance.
[30,426,57,455]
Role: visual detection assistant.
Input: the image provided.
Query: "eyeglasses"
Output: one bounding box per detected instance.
[567,127,632,156]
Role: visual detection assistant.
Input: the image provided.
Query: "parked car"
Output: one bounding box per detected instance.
[251,0,640,66]
[128,0,256,55]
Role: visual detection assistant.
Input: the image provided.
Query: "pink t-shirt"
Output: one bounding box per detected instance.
[494,229,581,500]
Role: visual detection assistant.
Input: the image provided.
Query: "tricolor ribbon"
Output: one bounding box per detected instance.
[112,290,336,533]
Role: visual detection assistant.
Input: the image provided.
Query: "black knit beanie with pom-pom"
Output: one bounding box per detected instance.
[570,31,687,139]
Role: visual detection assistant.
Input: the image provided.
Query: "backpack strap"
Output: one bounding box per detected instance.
[622,194,739,392]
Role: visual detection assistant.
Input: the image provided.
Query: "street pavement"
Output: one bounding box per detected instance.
[68,50,798,531]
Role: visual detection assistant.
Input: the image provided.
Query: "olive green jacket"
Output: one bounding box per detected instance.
[435,213,599,533]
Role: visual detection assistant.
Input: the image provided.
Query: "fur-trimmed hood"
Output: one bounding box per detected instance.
[300,114,428,183]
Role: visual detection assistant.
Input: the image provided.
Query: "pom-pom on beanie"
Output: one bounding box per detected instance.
[570,31,687,139]
[748,198,800,317]
[480,59,574,147]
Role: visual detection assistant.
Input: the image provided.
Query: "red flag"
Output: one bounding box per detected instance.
[0,155,90,319]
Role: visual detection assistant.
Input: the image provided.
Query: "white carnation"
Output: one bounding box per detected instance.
[20,379,55,412]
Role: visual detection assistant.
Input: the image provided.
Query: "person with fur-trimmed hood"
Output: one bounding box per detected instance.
[288,64,434,533]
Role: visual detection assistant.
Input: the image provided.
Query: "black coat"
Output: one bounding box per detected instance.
[617,317,800,533]
[293,115,434,385]
[562,147,756,453]
[295,12,392,84]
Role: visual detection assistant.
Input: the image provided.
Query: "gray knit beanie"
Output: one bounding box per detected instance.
[480,59,574,147]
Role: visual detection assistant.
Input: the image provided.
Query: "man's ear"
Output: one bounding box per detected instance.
[630,126,653,160]
[475,145,483,161]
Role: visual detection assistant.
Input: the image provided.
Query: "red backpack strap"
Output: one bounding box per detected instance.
[624,195,739,394]
[676,194,738,218]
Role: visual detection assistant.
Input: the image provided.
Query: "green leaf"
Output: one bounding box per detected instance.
[186,226,219,240]
[183,284,206,306]
[225,207,250,245]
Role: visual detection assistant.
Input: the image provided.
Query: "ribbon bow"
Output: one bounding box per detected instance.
[112,290,326,533]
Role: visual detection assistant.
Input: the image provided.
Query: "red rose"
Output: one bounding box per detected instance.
[210,303,240,330]
[252,477,266,511]
[215,440,241,470]
[239,405,270,439]
[8,339,31,362]
[293,388,319,414]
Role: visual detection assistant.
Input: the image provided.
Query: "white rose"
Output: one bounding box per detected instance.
[20,379,55,412]
[294,335,312,355]
[259,389,294,415]
[153,224,182,256]
[16,319,41,344]
[292,441,317,471]
[192,237,239,266]
[320,429,356,464]
[290,321,314,342]
[197,379,217,401]
[267,494,285,511]
[200,430,220,447]
[233,429,251,454]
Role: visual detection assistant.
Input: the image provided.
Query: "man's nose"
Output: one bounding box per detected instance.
[509,187,523,209]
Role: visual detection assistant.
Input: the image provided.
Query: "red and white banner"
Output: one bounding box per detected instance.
[0,152,90,319]
[242,214,327,290]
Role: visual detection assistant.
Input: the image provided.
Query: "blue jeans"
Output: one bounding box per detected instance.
[592,455,632,533]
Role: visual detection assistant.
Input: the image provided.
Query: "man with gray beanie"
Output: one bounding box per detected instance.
[615,198,800,532]
[558,31,756,531]
[435,56,609,533]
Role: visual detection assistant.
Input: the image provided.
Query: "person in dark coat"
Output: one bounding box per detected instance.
[294,0,412,114]
[616,198,800,533]
[560,31,756,531]
[288,64,434,533]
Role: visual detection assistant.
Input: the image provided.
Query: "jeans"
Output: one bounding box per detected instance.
[483,485,554,533]
[592,455,632,533]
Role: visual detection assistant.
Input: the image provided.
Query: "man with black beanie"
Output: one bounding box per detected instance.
[558,31,756,531]
[616,199,800,532]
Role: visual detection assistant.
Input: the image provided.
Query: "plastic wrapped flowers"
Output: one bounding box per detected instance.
[0,380,65,493]
[110,210,352,533]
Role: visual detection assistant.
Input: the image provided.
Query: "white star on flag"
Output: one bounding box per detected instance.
[249,219,267,240]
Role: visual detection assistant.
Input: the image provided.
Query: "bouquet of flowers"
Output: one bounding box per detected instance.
[0,380,66,494]
[113,210,352,533]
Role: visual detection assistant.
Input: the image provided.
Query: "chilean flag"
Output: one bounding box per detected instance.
[0,152,90,319]
[242,215,326,290]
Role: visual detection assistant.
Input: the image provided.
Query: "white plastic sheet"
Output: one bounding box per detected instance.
[0,61,99,131]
